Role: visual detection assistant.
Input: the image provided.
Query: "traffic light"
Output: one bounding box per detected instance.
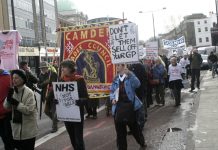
[211,27,218,46]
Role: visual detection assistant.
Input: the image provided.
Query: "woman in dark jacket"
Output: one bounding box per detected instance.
[60,60,89,150]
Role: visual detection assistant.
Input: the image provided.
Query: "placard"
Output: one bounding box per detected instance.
[109,23,139,64]
[145,41,158,60]
[53,82,81,122]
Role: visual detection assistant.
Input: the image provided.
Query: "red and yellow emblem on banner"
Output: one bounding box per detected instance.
[63,26,116,98]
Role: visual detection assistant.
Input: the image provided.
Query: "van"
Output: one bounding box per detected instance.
[198,46,218,55]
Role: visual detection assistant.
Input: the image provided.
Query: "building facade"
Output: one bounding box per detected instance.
[160,13,213,49]
[0,0,58,75]
[194,18,212,47]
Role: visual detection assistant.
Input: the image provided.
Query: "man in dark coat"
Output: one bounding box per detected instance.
[128,62,148,129]
[189,49,203,92]
[37,61,58,133]
[19,61,39,91]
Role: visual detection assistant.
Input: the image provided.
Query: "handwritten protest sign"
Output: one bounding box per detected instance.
[53,82,81,122]
[145,41,158,60]
[109,23,139,64]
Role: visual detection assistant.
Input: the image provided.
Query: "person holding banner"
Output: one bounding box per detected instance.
[38,61,58,133]
[110,64,146,150]
[59,60,89,150]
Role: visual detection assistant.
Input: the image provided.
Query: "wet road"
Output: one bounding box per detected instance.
[35,71,206,150]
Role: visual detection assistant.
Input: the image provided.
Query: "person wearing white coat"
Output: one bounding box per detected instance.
[4,69,38,150]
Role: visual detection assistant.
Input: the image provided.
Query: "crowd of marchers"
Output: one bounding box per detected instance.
[0,48,207,150]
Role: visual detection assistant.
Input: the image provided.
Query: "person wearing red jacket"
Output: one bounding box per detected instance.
[0,69,14,150]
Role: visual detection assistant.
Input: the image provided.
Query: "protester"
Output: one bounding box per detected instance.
[110,64,146,150]
[37,61,58,133]
[0,69,14,150]
[152,56,166,106]
[58,60,89,150]
[144,59,154,107]
[189,49,203,92]
[19,61,39,91]
[168,57,184,106]
[4,69,38,150]
[179,54,190,79]
[128,62,147,129]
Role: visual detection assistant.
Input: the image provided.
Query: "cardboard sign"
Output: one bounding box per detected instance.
[109,23,139,64]
[145,41,158,60]
[53,82,81,122]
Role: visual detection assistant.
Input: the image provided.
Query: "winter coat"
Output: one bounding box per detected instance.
[189,53,203,69]
[110,72,143,116]
[24,70,39,91]
[152,64,165,84]
[38,70,57,102]
[4,85,38,140]
[0,71,11,119]
[128,63,147,100]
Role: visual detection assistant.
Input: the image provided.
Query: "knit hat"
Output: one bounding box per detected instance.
[11,69,27,84]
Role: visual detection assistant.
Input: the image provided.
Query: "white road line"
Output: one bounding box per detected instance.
[35,105,106,147]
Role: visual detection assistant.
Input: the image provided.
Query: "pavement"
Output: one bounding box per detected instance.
[192,70,218,150]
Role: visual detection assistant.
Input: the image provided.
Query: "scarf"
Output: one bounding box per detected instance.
[61,73,82,82]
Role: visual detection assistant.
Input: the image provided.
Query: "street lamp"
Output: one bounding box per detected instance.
[139,7,166,41]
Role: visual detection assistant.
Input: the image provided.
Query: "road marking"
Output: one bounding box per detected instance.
[35,105,106,148]
[35,126,66,148]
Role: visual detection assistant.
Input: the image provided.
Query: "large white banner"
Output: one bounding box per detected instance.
[109,23,139,64]
[53,82,81,122]
[145,41,159,60]
[162,36,186,56]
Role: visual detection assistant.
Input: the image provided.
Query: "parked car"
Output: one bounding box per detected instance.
[201,54,209,70]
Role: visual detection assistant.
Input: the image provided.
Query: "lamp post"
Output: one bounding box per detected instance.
[139,7,166,41]
[215,0,218,27]
[37,40,43,77]
[11,0,16,30]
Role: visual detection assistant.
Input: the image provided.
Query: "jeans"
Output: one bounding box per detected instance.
[154,84,165,105]
[115,120,145,150]
[64,121,85,150]
[191,69,200,89]
[14,137,36,150]
[0,114,14,150]
[44,100,58,130]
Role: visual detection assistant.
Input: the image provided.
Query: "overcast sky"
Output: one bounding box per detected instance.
[72,0,216,40]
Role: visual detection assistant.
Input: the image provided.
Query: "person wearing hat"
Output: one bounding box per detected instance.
[4,69,38,150]
[37,61,58,133]
[58,59,89,150]
[0,69,14,150]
